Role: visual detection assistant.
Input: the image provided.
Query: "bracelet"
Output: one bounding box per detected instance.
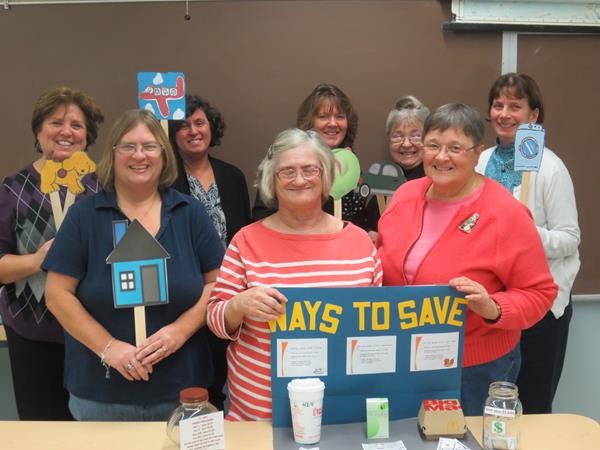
[100,337,115,379]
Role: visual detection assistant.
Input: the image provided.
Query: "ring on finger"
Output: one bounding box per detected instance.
[125,362,133,372]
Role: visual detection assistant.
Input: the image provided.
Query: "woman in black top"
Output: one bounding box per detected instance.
[169,95,251,410]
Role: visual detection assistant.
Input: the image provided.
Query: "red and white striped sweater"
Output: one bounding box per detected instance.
[207,221,382,421]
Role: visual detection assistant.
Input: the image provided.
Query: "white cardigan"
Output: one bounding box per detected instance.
[476,146,580,318]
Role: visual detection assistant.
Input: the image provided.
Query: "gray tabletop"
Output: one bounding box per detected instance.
[273,417,482,450]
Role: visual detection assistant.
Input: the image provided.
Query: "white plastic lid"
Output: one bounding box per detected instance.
[287,378,325,393]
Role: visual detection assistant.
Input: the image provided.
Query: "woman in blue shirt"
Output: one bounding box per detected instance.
[43,110,224,421]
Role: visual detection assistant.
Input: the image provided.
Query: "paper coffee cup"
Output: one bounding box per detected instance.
[287,378,325,445]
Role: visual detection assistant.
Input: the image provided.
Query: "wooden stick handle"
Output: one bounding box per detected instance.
[520,171,531,206]
[334,198,342,219]
[376,195,387,215]
[134,306,147,346]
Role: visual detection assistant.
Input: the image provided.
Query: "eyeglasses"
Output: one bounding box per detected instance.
[276,165,322,181]
[389,134,422,145]
[113,142,164,155]
[423,142,476,155]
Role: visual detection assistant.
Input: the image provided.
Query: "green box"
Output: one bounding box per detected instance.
[366,398,389,439]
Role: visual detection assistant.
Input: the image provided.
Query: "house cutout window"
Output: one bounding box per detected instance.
[120,272,135,291]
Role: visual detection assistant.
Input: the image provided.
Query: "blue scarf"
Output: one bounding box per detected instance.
[485,143,521,193]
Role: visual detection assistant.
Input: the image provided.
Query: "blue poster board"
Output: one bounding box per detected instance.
[270,286,467,427]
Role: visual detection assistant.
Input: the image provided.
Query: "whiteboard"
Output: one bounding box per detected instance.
[452,0,600,26]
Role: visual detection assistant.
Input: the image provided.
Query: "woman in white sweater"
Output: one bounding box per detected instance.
[476,72,580,414]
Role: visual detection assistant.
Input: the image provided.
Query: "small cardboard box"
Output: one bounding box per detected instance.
[417,399,467,440]
[366,398,389,439]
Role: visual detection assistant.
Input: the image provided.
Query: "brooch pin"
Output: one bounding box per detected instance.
[459,213,479,234]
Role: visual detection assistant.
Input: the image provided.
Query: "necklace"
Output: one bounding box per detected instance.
[492,144,515,173]
[118,193,159,223]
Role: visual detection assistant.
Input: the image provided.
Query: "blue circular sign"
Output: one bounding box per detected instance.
[519,137,539,159]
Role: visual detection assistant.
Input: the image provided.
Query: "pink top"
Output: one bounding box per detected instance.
[405,187,483,282]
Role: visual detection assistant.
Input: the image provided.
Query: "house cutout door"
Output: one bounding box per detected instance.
[141,265,160,303]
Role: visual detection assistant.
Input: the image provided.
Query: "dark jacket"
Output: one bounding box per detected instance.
[173,155,251,245]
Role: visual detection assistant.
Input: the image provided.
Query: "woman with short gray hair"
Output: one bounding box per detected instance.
[359,95,430,238]
[378,103,557,416]
[207,128,382,421]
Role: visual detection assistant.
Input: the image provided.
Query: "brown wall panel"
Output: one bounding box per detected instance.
[519,35,600,294]
[1,1,595,292]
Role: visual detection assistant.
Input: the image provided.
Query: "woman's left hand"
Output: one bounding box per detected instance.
[449,276,501,321]
[135,324,185,367]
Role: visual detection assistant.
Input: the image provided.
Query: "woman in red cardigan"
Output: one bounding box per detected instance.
[377,103,557,415]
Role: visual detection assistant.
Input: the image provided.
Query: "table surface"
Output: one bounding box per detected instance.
[0,413,597,450]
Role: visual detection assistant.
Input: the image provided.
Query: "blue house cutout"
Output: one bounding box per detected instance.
[106,219,170,308]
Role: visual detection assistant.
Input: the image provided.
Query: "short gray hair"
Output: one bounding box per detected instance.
[256,128,335,208]
[385,95,430,135]
[422,103,485,145]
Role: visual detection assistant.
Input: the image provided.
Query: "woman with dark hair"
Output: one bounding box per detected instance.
[252,83,367,222]
[169,95,250,410]
[476,73,580,414]
[0,86,104,420]
[169,95,250,248]
[378,103,556,415]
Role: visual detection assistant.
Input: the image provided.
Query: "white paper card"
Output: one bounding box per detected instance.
[410,332,459,372]
[362,440,407,450]
[276,338,327,377]
[346,336,396,375]
[437,437,472,450]
[179,411,225,450]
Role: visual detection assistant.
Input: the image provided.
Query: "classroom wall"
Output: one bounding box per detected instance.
[0,0,598,293]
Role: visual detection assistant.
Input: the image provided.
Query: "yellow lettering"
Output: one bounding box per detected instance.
[447,297,468,327]
[303,300,322,330]
[288,302,306,331]
[353,301,371,331]
[372,301,390,331]
[320,304,342,334]
[268,307,287,332]
[398,300,418,330]
[433,296,450,324]
[419,297,436,326]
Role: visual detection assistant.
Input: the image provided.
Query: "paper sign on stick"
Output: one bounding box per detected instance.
[514,123,545,172]
[137,72,186,120]
[106,220,170,345]
[40,150,97,229]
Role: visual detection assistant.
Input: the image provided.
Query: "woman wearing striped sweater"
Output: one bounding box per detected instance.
[207,129,382,420]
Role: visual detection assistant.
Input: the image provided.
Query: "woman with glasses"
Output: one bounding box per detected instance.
[476,73,580,414]
[0,86,103,420]
[168,94,251,410]
[377,103,556,415]
[360,96,429,239]
[42,110,225,420]
[252,83,367,223]
[207,128,382,421]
